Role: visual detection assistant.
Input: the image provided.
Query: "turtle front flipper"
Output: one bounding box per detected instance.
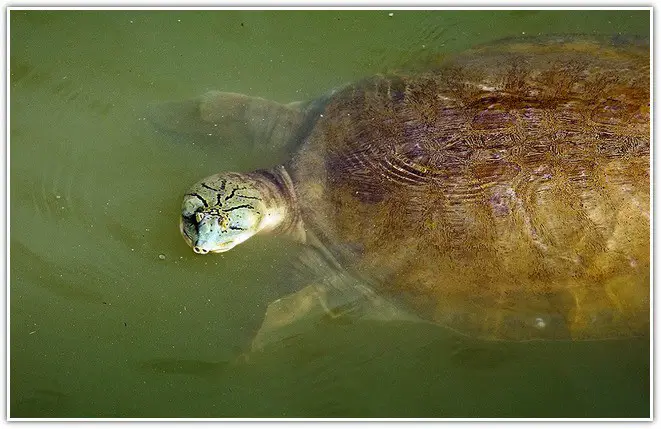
[148,91,314,151]
[251,249,420,351]
[251,277,418,352]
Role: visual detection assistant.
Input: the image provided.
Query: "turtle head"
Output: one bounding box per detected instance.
[180,172,277,254]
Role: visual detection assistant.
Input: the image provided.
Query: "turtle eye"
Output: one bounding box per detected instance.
[195,212,204,223]
[216,215,229,231]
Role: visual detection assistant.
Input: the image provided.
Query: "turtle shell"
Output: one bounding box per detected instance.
[290,36,650,341]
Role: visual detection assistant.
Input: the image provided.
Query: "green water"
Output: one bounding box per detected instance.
[9,10,650,418]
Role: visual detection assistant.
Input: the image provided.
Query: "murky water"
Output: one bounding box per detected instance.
[9,10,650,418]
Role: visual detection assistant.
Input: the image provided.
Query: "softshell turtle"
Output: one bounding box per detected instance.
[153,35,649,349]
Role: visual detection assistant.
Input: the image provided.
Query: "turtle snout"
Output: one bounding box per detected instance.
[193,246,209,255]
[192,238,237,254]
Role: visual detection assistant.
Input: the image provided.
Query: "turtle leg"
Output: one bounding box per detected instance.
[251,268,420,351]
[147,91,311,151]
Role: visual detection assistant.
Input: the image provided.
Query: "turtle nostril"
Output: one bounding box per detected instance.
[193,246,208,254]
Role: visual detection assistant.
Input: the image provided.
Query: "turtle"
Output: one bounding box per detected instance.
[152,35,650,350]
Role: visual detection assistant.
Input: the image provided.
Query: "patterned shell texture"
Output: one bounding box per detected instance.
[291,36,650,341]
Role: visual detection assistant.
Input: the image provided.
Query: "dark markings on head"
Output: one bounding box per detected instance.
[225,186,247,201]
[224,204,254,212]
[187,193,209,208]
[229,225,246,231]
[216,194,223,207]
[202,182,225,192]
[234,194,261,201]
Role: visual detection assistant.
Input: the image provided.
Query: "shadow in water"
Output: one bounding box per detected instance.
[135,358,231,383]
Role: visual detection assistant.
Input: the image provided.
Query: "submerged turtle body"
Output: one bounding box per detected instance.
[159,36,649,344]
[291,37,649,341]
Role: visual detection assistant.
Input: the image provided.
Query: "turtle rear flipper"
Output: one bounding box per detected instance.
[148,91,311,151]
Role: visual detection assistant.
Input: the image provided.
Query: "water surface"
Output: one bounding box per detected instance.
[9,9,650,418]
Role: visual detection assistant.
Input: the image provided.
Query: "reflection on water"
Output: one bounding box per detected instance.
[10,10,650,418]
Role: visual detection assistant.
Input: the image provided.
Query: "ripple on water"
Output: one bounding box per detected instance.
[11,62,150,300]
